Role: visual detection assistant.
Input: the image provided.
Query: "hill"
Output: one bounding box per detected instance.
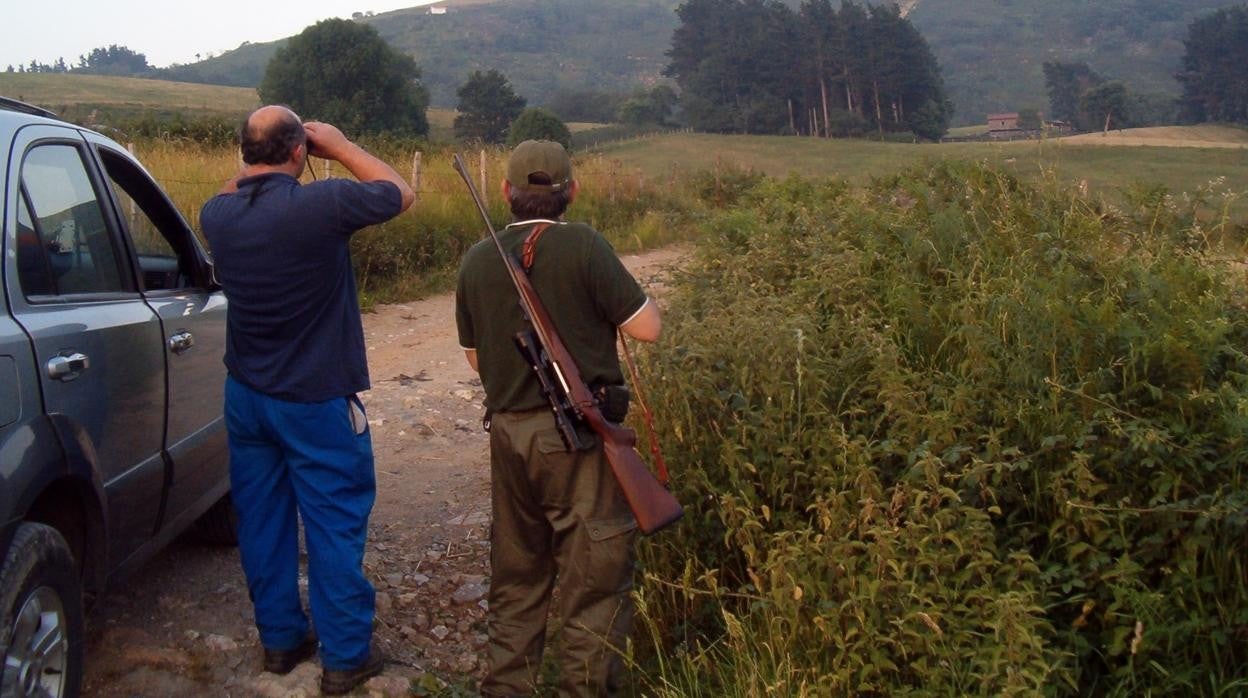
[906,0,1231,124]
[61,0,1234,128]
[163,0,682,108]
[0,73,258,116]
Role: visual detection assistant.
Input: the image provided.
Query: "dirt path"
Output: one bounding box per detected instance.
[80,244,689,697]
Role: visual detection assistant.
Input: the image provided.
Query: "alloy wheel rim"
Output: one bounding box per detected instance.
[2,587,68,698]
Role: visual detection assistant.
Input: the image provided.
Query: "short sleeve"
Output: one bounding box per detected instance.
[321,179,403,233]
[585,233,647,326]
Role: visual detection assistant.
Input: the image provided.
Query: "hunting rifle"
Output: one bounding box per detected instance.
[451,153,683,535]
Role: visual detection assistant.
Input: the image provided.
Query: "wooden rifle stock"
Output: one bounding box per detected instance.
[452,153,682,535]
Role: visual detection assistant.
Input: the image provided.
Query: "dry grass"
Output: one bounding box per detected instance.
[1055,124,1248,148]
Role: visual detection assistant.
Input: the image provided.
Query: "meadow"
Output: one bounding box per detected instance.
[0,73,259,116]
[602,131,1248,222]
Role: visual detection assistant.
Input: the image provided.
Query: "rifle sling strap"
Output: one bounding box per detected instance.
[520,222,552,273]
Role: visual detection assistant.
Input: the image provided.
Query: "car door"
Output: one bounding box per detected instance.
[87,140,229,530]
[5,124,166,569]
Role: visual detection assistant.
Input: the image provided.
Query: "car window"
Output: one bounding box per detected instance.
[15,192,56,296]
[97,148,200,291]
[20,144,127,296]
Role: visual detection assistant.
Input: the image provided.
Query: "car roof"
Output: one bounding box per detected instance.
[0,98,126,152]
[0,96,58,120]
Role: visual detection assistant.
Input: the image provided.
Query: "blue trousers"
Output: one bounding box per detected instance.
[224,376,377,671]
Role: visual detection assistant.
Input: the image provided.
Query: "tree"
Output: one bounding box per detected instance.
[1043,62,1103,123]
[454,70,526,144]
[1016,107,1043,130]
[1077,81,1131,132]
[75,45,151,76]
[665,0,802,134]
[909,99,950,140]
[259,19,429,136]
[507,108,572,148]
[667,0,947,137]
[616,85,680,126]
[1177,6,1248,124]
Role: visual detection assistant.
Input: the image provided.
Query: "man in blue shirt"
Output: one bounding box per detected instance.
[201,105,414,695]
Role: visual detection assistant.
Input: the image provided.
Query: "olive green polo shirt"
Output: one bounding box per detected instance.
[455,219,647,412]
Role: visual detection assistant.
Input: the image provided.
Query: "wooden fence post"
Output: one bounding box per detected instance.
[479,149,489,208]
[411,150,422,193]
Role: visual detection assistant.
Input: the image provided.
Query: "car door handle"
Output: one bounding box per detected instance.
[168,331,195,354]
[47,352,89,381]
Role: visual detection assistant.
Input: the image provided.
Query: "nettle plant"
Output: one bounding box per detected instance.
[637,161,1248,696]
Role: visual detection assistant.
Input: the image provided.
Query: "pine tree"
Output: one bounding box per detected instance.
[454,70,526,144]
[1176,5,1248,124]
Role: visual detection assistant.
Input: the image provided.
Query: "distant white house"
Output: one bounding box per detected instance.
[429,5,447,14]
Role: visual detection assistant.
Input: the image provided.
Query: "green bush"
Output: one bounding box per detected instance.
[637,161,1248,695]
[507,107,572,149]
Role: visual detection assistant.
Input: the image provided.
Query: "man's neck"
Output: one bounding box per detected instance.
[243,162,301,179]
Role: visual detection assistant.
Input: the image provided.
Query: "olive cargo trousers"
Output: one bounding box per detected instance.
[482,409,638,697]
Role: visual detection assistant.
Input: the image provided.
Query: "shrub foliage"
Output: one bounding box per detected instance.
[259,19,429,137]
[639,161,1248,694]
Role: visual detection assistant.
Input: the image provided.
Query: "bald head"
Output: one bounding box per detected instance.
[239,105,306,166]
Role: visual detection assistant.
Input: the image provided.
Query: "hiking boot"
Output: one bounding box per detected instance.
[262,631,318,675]
[320,644,385,695]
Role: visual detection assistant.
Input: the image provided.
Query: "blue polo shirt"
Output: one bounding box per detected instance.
[201,173,401,403]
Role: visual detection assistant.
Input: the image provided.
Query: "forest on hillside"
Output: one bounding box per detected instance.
[906,0,1233,123]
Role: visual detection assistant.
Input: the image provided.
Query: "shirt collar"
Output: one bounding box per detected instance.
[504,218,562,230]
[236,172,299,189]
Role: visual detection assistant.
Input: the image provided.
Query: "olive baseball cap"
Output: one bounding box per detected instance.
[506,140,573,192]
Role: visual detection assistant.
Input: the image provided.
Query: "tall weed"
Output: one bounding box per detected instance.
[132,140,699,305]
[639,161,1248,694]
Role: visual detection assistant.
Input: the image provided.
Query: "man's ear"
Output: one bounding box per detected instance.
[567,180,580,204]
[501,179,512,199]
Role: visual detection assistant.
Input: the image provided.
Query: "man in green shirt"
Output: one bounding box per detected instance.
[455,140,661,696]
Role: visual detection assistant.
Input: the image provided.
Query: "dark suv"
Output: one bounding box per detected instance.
[0,97,234,697]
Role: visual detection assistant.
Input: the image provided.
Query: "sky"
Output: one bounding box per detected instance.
[5,0,442,70]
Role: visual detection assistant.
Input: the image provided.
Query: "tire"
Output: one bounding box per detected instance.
[188,495,238,546]
[0,522,84,698]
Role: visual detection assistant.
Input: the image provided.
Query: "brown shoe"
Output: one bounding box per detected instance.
[320,645,384,695]
[262,631,318,674]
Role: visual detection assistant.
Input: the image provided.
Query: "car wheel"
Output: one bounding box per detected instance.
[0,522,84,698]
[189,495,238,546]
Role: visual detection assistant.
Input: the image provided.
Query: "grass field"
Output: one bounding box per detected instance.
[0,73,258,116]
[1056,124,1248,148]
[427,107,456,142]
[946,124,989,138]
[598,131,1248,222]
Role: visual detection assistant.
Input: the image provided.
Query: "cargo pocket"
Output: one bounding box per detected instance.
[534,426,598,458]
[584,515,638,594]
